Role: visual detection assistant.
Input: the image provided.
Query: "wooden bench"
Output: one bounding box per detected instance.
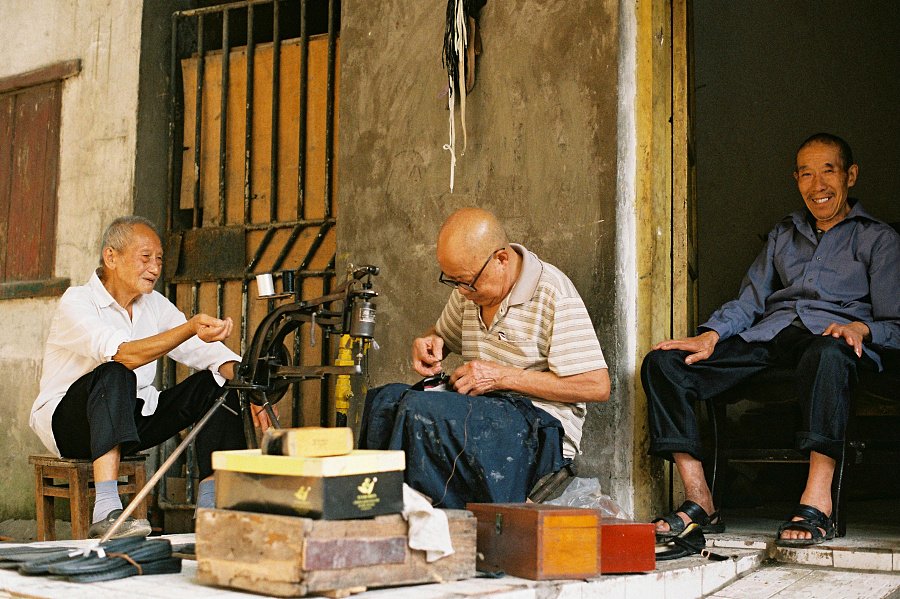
[28,454,148,540]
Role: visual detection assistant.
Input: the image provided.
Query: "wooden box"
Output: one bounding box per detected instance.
[467,503,601,580]
[196,508,476,597]
[600,518,656,573]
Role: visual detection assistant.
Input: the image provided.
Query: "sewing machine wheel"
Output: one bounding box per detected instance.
[248,342,292,406]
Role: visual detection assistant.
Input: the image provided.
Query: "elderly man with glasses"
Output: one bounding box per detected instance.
[360,208,609,508]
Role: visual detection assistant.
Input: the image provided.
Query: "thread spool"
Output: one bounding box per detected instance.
[256,273,275,297]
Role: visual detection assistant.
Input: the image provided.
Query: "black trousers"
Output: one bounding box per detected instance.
[52,361,245,480]
[642,325,877,462]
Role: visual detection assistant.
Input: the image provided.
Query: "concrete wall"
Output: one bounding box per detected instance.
[0,0,143,519]
[694,0,900,321]
[336,0,630,509]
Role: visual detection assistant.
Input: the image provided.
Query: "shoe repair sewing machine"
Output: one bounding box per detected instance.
[97,263,381,542]
[229,264,381,435]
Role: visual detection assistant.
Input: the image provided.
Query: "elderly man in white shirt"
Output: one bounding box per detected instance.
[30,216,270,539]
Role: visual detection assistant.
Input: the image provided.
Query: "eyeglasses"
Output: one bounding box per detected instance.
[439,247,504,292]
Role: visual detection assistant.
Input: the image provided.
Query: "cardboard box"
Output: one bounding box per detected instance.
[600,518,656,573]
[213,449,404,520]
[195,508,476,597]
[467,503,601,580]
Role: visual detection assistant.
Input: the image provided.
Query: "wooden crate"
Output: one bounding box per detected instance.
[195,508,476,597]
[600,518,656,573]
[467,503,601,580]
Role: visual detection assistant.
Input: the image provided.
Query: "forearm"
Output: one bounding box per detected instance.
[498,368,609,404]
[113,322,196,370]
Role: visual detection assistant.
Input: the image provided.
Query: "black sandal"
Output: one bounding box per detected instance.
[653,500,725,540]
[774,504,835,547]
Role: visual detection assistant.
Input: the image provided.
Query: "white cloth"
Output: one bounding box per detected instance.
[30,272,241,456]
[401,484,454,562]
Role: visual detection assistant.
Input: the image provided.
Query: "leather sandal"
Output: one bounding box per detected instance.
[655,522,730,562]
[653,499,725,540]
[774,504,835,547]
[17,536,146,575]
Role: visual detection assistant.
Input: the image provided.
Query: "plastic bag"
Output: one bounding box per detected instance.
[544,477,632,521]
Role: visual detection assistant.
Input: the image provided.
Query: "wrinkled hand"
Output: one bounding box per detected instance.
[652,330,720,365]
[413,334,445,376]
[823,322,870,358]
[450,360,510,396]
[191,314,234,343]
[251,403,278,433]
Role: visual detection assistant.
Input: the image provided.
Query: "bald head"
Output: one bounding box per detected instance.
[436,208,509,265]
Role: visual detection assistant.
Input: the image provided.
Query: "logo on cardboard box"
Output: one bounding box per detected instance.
[354,477,381,511]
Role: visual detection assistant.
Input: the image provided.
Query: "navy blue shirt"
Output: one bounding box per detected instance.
[701,200,900,369]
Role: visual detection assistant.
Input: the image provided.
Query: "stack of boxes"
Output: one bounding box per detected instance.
[194,428,477,597]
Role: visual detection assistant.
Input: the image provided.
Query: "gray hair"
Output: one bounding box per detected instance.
[99,216,159,267]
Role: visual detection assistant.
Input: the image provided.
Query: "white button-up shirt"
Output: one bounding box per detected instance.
[30,272,241,456]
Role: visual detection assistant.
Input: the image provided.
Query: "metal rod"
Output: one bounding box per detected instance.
[246,226,277,273]
[193,14,205,229]
[320,268,333,426]
[271,224,306,272]
[175,0,275,18]
[297,222,332,271]
[323,0,337,219]
[296,0,309,220]
[219,8,230,226]
[99,393,228,543]
[244,3,255,224]
[269,0,282,223]
[167,14,179,232]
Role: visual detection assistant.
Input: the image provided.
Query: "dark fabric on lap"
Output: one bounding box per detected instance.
[360,383,568,509]
[642,325,878,462]
[52,362,244,480]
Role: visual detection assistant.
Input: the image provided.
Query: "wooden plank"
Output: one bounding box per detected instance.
[38,82,61,278]
[633,0,677,524]
[7,83,58,280]
[0,59,80,95]
[195,508,476,597]
[0,93,14,279]
[302,537,407,570]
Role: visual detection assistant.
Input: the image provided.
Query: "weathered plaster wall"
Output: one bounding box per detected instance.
[336,1,630,508]
[0,0,143,518]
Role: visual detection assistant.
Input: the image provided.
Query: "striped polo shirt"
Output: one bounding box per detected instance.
[434,244,607,457]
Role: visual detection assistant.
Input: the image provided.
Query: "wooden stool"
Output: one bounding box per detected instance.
[28,454,148,540]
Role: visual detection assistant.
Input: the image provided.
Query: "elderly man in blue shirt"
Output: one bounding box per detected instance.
[643,133,900,547]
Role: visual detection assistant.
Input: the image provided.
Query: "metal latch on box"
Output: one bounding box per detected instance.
[495,513,502,535]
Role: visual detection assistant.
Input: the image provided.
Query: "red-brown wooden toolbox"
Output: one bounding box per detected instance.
[600,517,656,573]
[467,503,602,580]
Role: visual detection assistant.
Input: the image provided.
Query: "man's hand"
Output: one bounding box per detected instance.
[823,322,870,357]
[652,330,720,365]
[413,333,445,376]
[450,359,509,396]
[251,404,278,433]
[190,314,234,343]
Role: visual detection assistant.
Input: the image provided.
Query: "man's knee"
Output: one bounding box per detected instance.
[641,348,689,390]
[93,361,137,386]
[800,336,858,369]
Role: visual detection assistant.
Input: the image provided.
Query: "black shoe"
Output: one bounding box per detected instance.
[88,509,151,540]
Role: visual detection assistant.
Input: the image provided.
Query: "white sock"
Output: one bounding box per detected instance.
[92,480,123,523]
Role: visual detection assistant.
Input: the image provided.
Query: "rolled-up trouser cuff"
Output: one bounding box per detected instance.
[649,438,704,463]
[796,431,843,461]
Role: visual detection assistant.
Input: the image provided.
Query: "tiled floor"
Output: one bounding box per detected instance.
[1,500,898,599]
